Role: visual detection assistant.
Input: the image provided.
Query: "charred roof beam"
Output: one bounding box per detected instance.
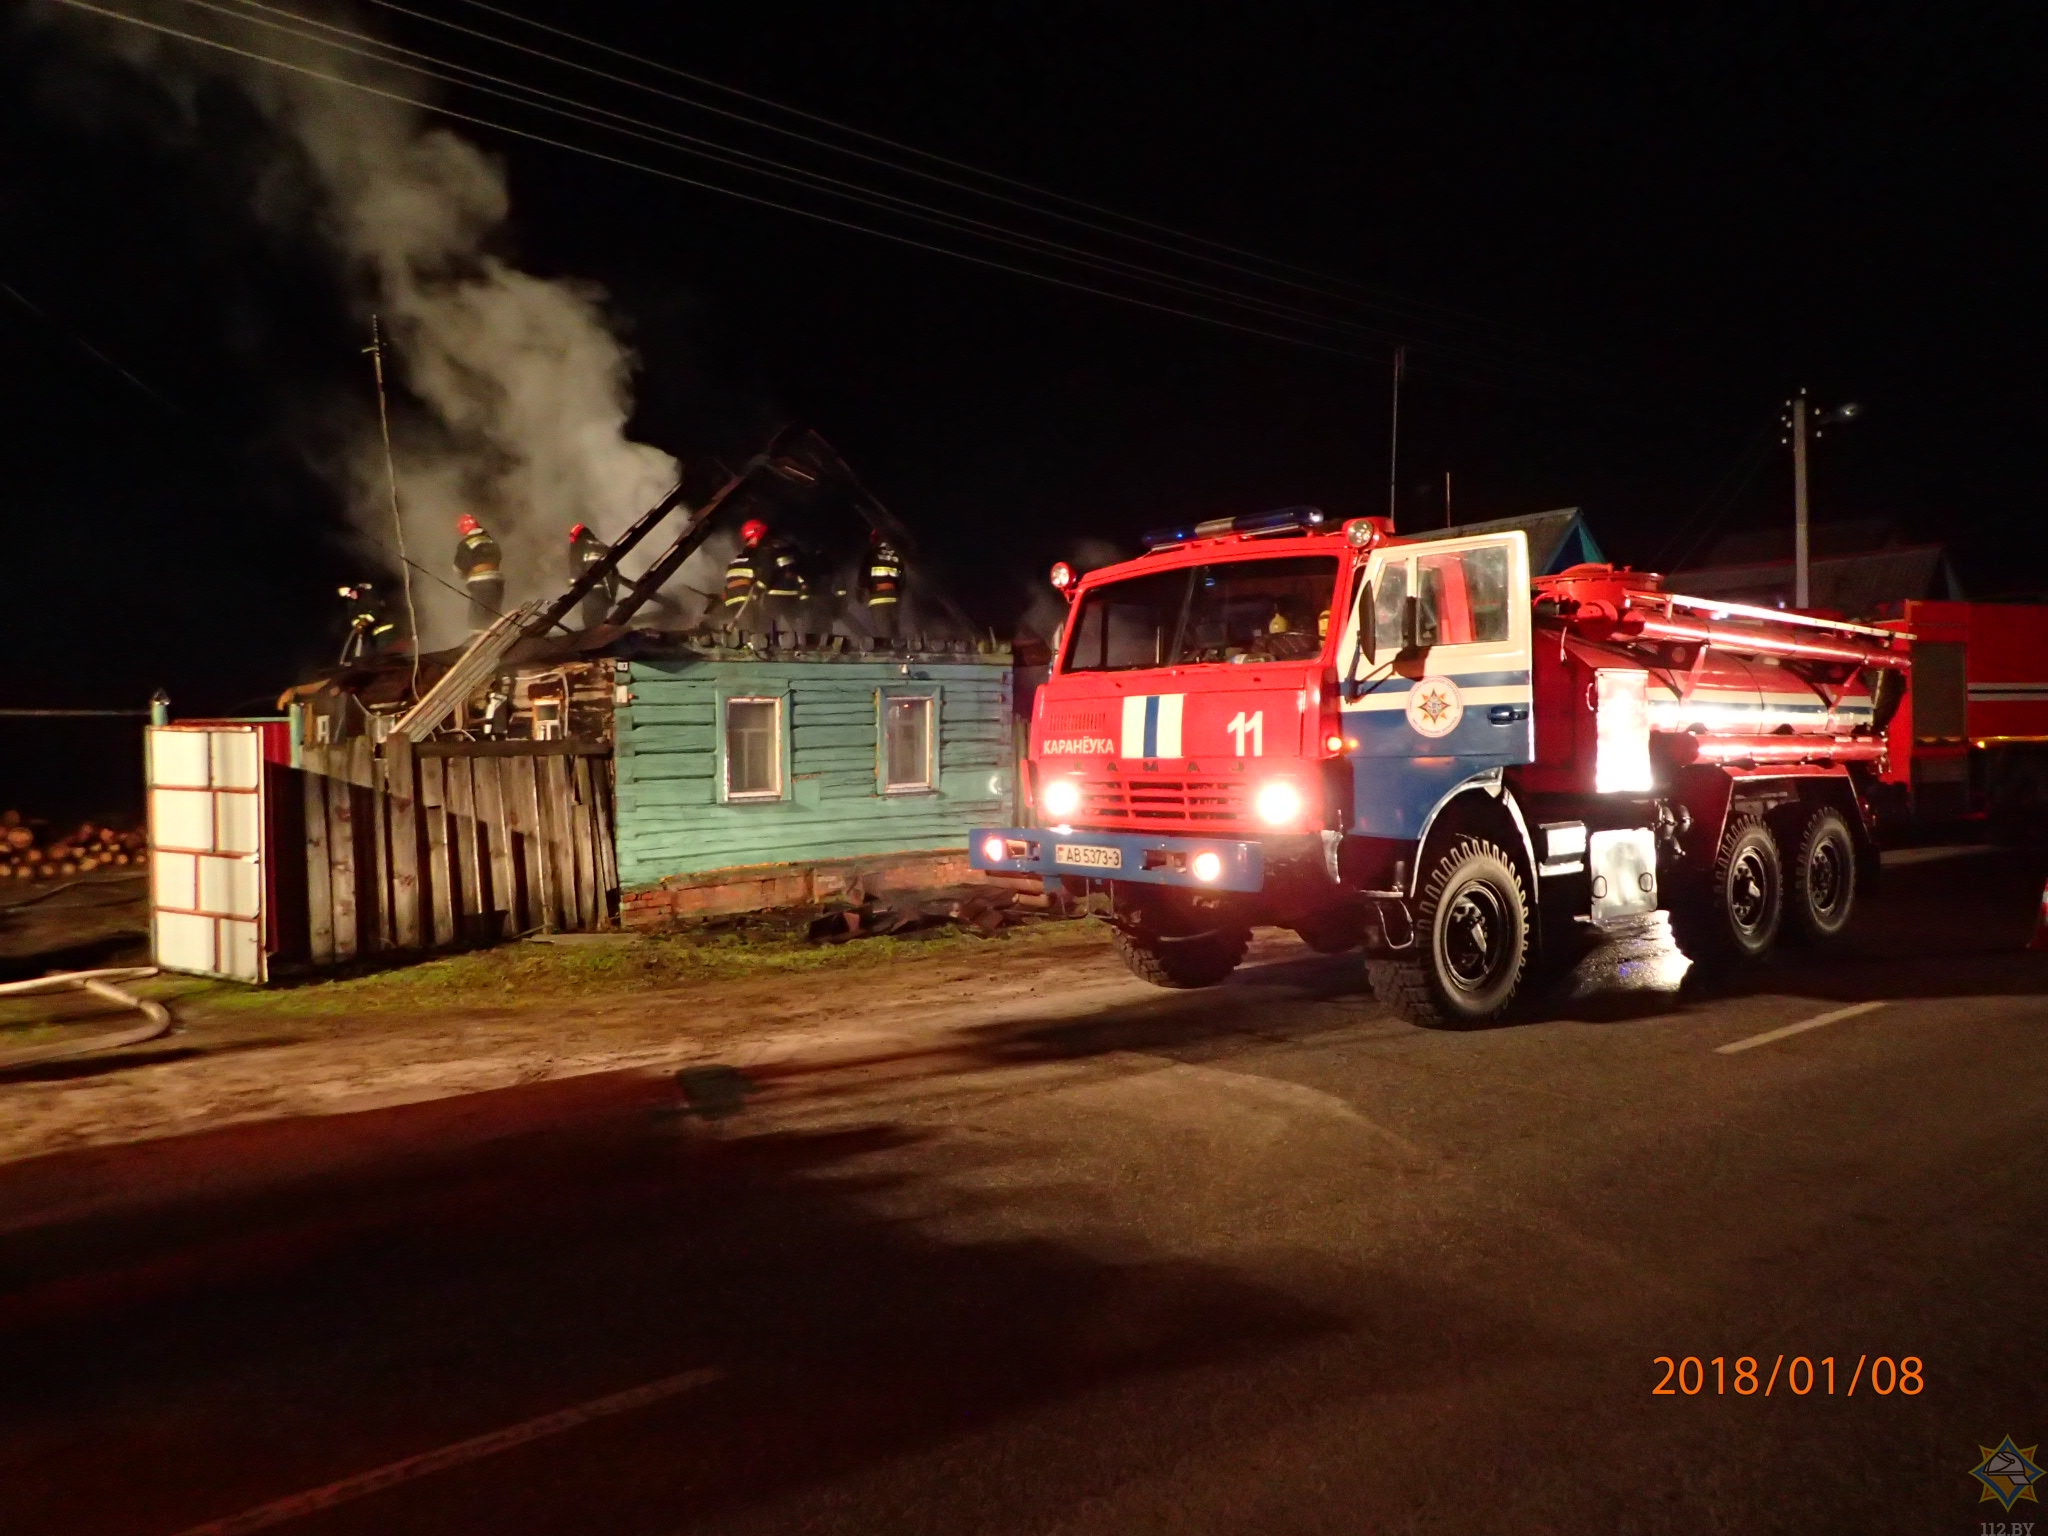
[603,427,794,631]
[523,478,694,640]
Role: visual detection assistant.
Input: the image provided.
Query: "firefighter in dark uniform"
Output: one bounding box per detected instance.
[758,529,811,639]
[337,582,395,665]
[862,533,904,641]
[454,513,504,632]
[567,522,617,628]
[722,518,769,629]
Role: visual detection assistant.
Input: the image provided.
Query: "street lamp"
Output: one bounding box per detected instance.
[1785,391,1862,608]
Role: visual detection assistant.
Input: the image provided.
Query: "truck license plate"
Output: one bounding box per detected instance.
[1054,843,1122,870]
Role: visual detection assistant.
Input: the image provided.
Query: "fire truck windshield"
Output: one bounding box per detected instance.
[1062,555,1340,672]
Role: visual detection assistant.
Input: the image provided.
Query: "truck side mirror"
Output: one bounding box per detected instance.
[1402,593,1423,652]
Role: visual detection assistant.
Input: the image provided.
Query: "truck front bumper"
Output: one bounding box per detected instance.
[969,827,1265,893]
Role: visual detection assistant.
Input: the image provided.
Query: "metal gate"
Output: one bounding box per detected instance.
[146,723,269,982]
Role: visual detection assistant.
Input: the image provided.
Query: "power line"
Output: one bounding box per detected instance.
[198,0,1611,387]
[0,275,185,414]
[179,0,1621,394]
[50,0,1653,415]
[51,0,1430,368]
[188,0,1444,355]
[385,0,1517,339]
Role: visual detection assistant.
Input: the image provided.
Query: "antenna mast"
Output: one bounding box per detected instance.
[365,315,420,698]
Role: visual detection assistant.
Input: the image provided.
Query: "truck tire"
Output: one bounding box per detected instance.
[1670,814,1782,961]
[1784,806,1856,942]
[1367,836,1530,1028]
[1111,923,1250,989]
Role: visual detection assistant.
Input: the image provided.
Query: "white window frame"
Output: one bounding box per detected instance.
[878,690,938,795]
[721,694,786,802]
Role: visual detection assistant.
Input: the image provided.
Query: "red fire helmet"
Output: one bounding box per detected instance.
[568,522,588,541]
[740,518,769,547]
[456,513,480,535]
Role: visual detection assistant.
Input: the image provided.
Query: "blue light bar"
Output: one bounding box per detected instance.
[1139,505,1327,550]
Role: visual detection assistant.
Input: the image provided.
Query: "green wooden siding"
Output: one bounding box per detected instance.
[614,656,1013,887]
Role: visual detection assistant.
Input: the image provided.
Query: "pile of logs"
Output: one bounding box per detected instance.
[0,812,147,881]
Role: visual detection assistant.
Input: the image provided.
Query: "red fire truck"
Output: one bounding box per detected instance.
[1878,600,2048,829]
[972,507,1910,1026]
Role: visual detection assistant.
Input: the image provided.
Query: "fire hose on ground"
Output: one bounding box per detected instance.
[0,967,173,1070]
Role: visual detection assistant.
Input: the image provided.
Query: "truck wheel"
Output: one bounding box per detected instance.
[1785,806,1856,942]
[1111,924,1250,989]
[1670,815,1782,961]
[1367,836,1529,1028]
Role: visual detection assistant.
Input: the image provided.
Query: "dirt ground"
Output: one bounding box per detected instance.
[0,869,150,982]
[0,914,1283,1169]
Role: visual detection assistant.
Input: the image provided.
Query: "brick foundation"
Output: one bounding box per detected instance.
[620,849,987,927]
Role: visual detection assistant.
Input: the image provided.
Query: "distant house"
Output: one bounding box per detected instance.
[1673,519,1963,617]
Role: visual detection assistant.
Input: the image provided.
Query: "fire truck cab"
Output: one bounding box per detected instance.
[974,507,1905,1026]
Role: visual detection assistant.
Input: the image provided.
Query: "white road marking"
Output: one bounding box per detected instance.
[169,1368,722,1536]
[1715,1001,1887,1055]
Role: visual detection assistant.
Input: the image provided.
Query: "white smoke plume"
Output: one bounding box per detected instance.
[35,0,681,649]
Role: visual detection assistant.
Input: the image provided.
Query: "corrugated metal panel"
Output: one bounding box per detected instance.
[614,657,1013,888]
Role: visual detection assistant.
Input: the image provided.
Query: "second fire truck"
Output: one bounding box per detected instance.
[973,507,1910,1026]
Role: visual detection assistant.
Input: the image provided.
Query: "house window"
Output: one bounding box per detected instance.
[882,695,934,791]
[724,697,782,799]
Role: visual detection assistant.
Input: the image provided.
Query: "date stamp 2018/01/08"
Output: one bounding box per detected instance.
[1651,1354,1922,1397]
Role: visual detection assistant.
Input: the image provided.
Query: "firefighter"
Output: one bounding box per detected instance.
[757,530,812,639]
[454,514,504,632]
[862,532,904,641]
[567,522,617,628]
[722,518,769,628]
[337,582,395,666]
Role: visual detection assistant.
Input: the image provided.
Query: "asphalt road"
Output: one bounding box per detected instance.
[6,847,2047,1536]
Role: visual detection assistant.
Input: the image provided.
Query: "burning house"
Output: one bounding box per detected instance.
[211,433,1013,976]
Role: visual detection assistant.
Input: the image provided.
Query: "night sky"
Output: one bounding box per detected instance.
[1,3,2039,815]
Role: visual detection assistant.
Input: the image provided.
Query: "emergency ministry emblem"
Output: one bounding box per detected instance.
[1405,676,1464,739]
[1970,1436,2043,1511]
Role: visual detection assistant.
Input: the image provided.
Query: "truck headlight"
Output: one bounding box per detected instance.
[1254,779,1304,827]
[1040,778,1082,820]
[1191,850,1224,882]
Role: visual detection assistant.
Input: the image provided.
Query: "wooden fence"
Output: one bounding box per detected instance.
[299,738,617,966]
